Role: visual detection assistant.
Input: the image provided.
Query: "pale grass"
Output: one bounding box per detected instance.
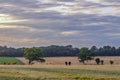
[0,65,120,79]
[0,68,28,78]
[1,64,120,71]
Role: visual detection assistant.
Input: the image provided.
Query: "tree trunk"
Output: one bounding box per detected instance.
[82,61,85,64]
[28,60,32,64]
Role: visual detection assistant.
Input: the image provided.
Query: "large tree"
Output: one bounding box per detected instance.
[24,48,45,64]
[90,46,98,56]
[78,47,94,64]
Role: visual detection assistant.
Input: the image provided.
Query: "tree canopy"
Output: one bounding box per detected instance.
[24,48,45,64]
[78,47,94,64]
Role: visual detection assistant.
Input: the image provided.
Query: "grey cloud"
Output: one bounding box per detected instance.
[0,0,40,8]
[0,0,120,47]
[105,0,120,3]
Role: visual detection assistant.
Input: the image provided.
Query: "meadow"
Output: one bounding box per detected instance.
[0,57,24,65]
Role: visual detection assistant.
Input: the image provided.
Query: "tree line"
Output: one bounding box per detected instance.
[0,45,120,57]
[0,46,24,57]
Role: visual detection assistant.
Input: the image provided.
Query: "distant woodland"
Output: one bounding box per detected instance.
[0,45,120,57]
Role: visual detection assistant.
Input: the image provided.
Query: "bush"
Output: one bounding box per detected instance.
[100,60,104,65]
[110,60,114,65]
[95,58,100,65]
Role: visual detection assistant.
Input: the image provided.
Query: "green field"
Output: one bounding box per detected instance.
[0,65,120,80]
[0,57,24,65]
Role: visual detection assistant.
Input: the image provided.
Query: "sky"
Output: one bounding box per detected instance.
[0,0,120,48]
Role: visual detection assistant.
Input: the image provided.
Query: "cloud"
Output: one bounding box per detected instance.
[60,31,80,36]
[0,0,119,48]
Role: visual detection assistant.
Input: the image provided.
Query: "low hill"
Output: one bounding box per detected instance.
[0,57,24,65]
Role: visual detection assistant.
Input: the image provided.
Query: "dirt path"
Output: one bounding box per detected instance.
[16,57,29,64]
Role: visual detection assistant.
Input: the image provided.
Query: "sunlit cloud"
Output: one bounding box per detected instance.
[99,7,119,16]
[85,0,101,3]
[0,14,27,23]
[61,31,80,36]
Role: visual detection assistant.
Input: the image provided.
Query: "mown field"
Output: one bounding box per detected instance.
[0,65,120,80]
[17,56,120,65]
[0,57,24,65]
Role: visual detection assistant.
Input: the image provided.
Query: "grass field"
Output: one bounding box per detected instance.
[0,65,120,80]
[0,57,24,65]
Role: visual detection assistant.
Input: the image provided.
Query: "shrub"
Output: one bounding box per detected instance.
[100,60,104,65]
[95,58,100,65]
[110,60,114,65]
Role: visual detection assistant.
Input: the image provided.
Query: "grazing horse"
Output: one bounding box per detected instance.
[65,61,68,66]
[3,62,6,65]
[12,62,17,65]
[68,62,71,66]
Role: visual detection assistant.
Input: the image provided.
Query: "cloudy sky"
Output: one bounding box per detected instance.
[0,0,120,48]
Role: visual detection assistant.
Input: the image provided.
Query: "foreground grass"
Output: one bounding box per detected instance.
[0,65,120,80]
[0,57,24,65]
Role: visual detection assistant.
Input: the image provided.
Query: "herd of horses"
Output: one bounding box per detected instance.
[3,62,17,65]
[65,61,71,66]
